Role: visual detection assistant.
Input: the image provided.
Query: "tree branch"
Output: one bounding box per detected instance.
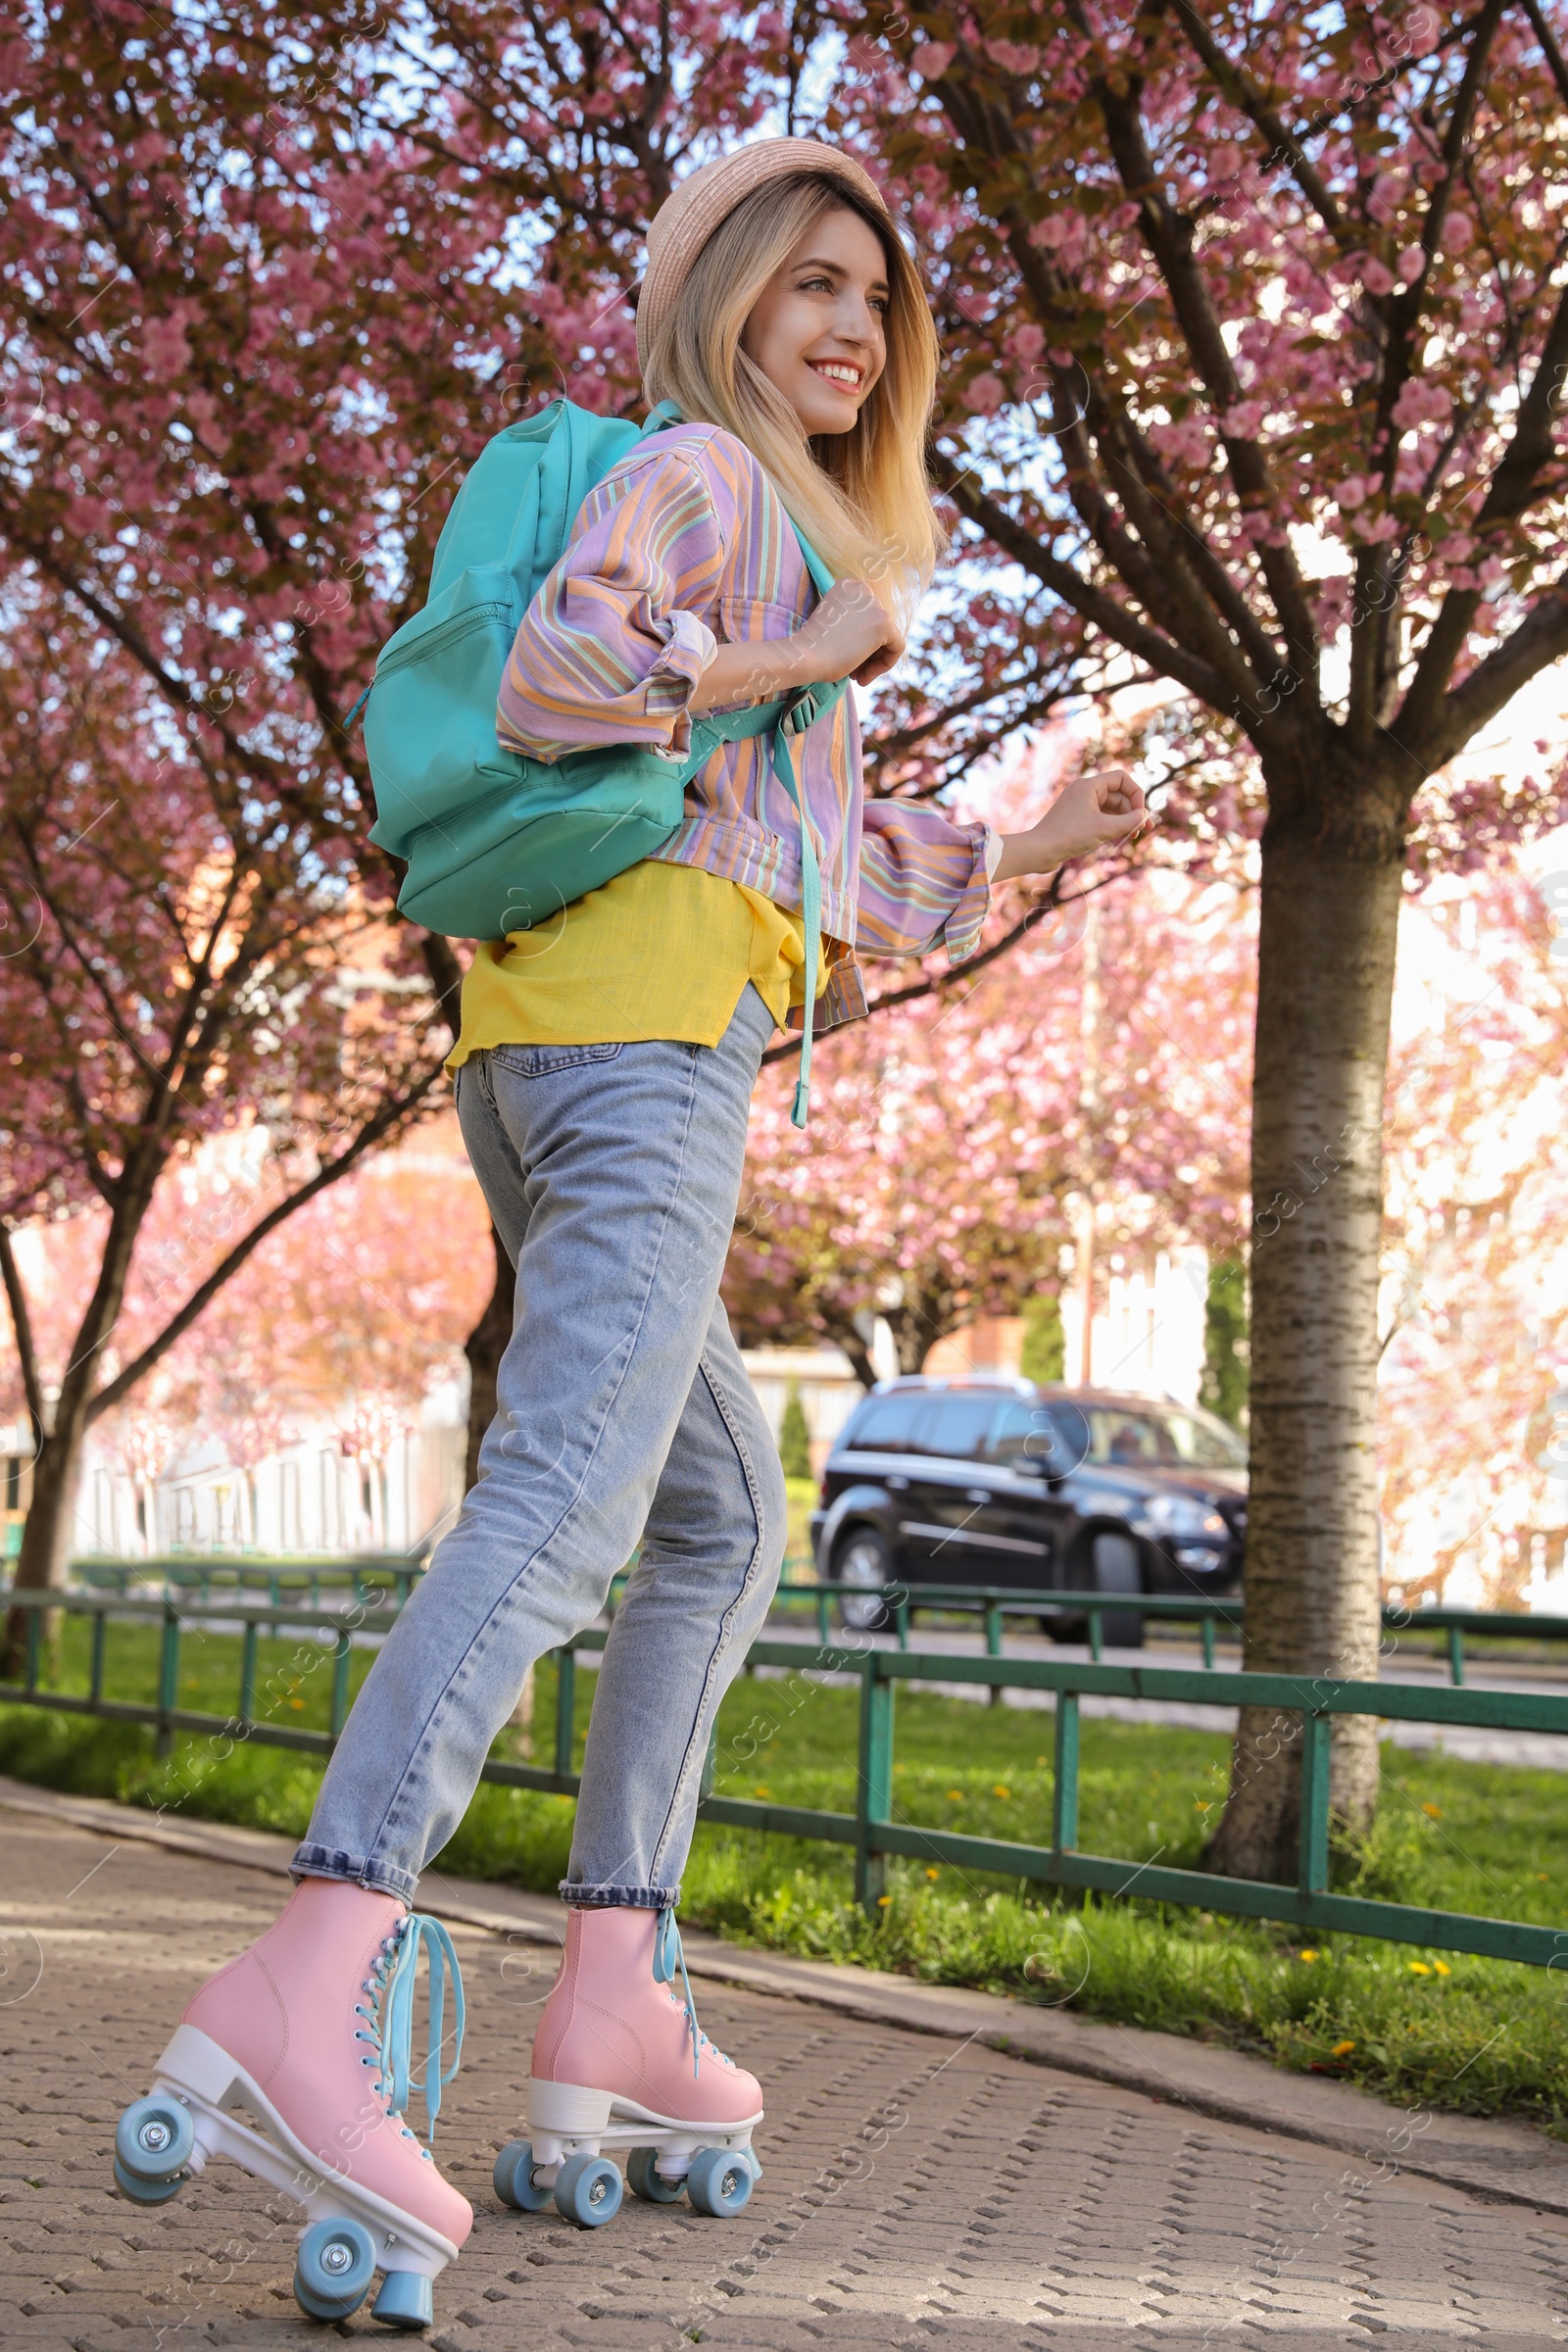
[0,1224,44,1436]
[933,460,1231,709]
[84,1064,450,1423]
[1089,48,1321,685]
[1405,580,1568,778]
[1398,270,1568,744]
[1522,0,1568,109]
[1170,0,1348,242]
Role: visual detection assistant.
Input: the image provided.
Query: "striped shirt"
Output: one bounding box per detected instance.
[496,420,992,970]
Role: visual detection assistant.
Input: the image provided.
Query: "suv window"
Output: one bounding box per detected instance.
[843,1395,927,1454]
[916,1396,1000,1460]
[989,1400,1087,1475]
[1084,1405,1245,1470]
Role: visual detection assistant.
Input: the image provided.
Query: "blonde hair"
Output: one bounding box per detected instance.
[641,173,945,617]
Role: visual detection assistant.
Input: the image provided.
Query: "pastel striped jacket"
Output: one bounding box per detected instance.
[495,421,992,982]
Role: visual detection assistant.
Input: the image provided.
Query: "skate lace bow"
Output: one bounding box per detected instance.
[653,1907,718,2080]
[354,1913,466,2141]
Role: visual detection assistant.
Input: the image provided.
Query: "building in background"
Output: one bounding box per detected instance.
[71,1383,467,1562]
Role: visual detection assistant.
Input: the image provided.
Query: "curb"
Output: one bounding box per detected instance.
[7,1772,1568,2216]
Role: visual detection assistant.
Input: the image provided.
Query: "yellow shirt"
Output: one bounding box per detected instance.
[447,861,825,1066]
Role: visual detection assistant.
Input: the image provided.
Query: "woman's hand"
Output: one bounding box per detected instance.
[992,767,1152,883]
[790,579,905,688]
[688,578,904,712]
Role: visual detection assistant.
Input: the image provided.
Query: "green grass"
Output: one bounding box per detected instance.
[7,1610,1568,2132]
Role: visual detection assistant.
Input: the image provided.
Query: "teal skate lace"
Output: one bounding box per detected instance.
[354,1913,466,2143]
[653,1907,720,2080]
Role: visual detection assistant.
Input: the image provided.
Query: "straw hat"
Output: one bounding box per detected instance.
[635,138,889,376]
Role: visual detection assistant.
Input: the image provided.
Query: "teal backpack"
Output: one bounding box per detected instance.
[359,397,846,1125]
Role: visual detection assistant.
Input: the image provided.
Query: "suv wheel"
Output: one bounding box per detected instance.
[1090,1531,1145,1648]
[830,1528,893,1632]
[1047,1531,1146,1647]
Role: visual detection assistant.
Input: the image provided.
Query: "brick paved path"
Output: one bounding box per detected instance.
[5,1811,1568,2349]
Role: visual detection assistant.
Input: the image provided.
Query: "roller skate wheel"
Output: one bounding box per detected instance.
[113,2155,183,2206]
[553,2150,623,2229]
[371,2269,435,2330]
[626,2145,685,2204]
[494,2137,555,2212]
[686,2145,755,2218]
[293,2216,377,2320]
[115,2094,195,2182]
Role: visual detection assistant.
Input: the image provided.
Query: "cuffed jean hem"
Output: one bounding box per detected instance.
[559,1882,681,1910]
[290,1842,418,1906]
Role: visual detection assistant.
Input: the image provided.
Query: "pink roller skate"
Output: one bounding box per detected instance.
[495,1905,762,2227]
[113,1878,470,2328]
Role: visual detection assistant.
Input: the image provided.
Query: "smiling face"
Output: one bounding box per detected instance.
[739,203,890,437]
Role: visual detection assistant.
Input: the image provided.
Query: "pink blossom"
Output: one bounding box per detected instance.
[1392,378,1451,431]
[141,315,193,380]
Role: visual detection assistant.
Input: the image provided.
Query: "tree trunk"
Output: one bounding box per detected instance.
[464,1222,515,1496]
[1,1420,84,1678]
[1204,797,1405,1884]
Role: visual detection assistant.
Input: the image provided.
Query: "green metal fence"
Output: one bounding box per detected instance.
[5,1581,1568,1968]
[70,1555,423,1607]
[63,1558,1568,1689]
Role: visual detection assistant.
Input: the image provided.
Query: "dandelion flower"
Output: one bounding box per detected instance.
[925,1867,940,1882]
[1409,1961,1432,1976]
[1332,2039,1355,2057]
[947,1789,963,1801]
[1298,1949,1318,1963]
[1434,1959,1451,1977]
[992,1785,1011,1800]
[877,1894,892,1908]
[1421,1802,1443,1819]
[754,1785,770,1798]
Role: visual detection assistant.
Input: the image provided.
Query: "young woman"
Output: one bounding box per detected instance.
[122,138,1147,2307]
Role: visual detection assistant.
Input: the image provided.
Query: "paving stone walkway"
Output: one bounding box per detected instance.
[5,1810,1568,2349]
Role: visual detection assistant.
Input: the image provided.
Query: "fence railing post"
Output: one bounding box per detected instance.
[554,1649,576,1783]
[855,1654,894,1913]
[1053,1690,1080,1854]
[239,1619,258,1726]
[89,1606,107,1705]
[984,1603,1003,1707]
[1447,1626,1466,1687]
[156,1605,180,1759]
[1201,1613,1216,1670]
[329,1630,352,1738]
[1088,1609,1103,1664]
[1298,1710,1332,1895]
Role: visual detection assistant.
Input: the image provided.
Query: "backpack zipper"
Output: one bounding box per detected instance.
[372,599,516,684]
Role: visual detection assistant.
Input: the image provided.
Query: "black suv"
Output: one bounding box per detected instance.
[809,1376,1247,1643]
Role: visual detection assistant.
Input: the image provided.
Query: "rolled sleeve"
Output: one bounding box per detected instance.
[643,607,719,759]
[496,451,723,764]
[855,801,994,962]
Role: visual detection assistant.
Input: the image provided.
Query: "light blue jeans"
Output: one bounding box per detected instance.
[293,984,786,1907]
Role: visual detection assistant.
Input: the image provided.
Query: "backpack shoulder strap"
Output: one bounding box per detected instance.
[640,405,845,1130]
